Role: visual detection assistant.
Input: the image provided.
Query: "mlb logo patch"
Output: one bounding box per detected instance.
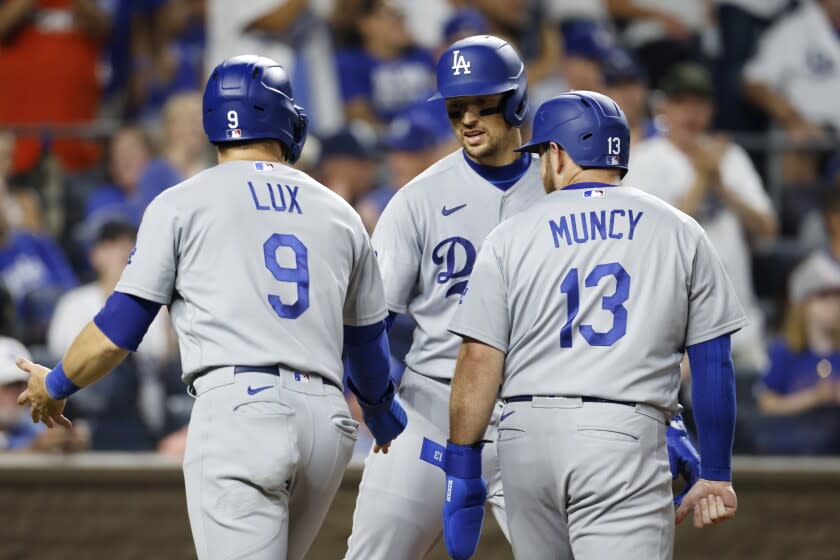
[584,189,605,198]
[606,155,620,165]
[226,128,242,139]
[293,372,311,384]
[254,162,274,171]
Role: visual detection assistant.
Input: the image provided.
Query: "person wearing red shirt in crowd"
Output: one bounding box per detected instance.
[0,0,109,174]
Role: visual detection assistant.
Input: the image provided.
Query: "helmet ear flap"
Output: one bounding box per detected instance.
[502,88,528,127]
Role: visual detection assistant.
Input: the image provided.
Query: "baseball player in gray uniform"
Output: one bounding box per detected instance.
[344,35,544,559]
[443,91,742,559]
[16,55,407,560]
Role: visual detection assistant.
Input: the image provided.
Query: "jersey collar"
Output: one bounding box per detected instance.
[561,182,621,191]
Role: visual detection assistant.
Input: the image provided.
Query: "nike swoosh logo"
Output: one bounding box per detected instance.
[442,203,467,216]
[500,411,515,422]
[247,385,273,395]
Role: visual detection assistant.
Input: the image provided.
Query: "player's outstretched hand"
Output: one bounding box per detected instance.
[675,479,737,528]
[355,379,407,452]
[15,358,72,429]
[666,415,700,505]
[442,441,486,560]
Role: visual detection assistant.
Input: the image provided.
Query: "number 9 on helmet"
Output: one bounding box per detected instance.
[202,55,309,164]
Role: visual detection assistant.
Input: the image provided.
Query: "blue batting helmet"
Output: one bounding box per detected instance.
[516,91,629,174]
[203,55,308,164]
[429,35,528,127]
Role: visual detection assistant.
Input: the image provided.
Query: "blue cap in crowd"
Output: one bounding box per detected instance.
[319,125,380,161]
[386,109,442,152]
[602,49,648,85]
[562,21,616,63]
[443,9,489,43]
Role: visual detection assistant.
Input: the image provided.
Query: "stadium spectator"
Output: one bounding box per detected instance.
[755,252,840,454]
[48,215,181,450]
[440,7,488,50]
[0,0,109,174]
[205,0,305,74]
[743,0,840,139]
[543,0,611,27]
[606,0,708,88]
[136,92,209,210]
[714,0,790,131]
[314,125,380,205]
[623,63,777,372]
[472,0,561,88]
[0,336,89,452]
[801,182,840,253]
[356,107,445,232]
[85,125,151,221]
[559,20,616,91]
[334,0,435,128]
[0,182,76,345]
[603,49,657,145]
[130,0,205,122]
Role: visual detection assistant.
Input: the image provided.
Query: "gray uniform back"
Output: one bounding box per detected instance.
[116,160,386,387]
[450,184,747,413]
[372,150,544,379]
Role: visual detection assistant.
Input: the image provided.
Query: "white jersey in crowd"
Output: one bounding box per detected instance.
[449,183,747,413]
[623,136,771,368]
[744,0,840,131]
[116,160,387,388]
[372,150,544,380]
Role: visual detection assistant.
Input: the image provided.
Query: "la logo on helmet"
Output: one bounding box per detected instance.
[451,50,471,76]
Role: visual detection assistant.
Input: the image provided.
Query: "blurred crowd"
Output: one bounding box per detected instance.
[1,0,840,456]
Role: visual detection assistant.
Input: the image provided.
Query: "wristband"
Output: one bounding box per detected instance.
[44,362,80,400]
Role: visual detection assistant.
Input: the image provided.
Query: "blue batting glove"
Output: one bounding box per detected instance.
[667,414,701,506]
[442,441,486,560]
[352,379,407,446]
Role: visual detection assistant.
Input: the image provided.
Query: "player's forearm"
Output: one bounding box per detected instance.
[686,335,736,481]
[62,322,130,387]
[449,339,503,445]
[344,320,391,403]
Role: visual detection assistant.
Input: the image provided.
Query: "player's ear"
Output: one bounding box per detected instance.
[549,142,564,175]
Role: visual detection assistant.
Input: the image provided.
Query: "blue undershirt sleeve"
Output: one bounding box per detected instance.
[343,319,391,403]
[93,291,162,352]
[686,334,736,481]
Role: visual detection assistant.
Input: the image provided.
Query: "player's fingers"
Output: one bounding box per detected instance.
[15,357,33,374]
[693,502,703,529]
[42,415,55,428]
[31,407,41,424]
[56,414,73,429]
[715,495,731,520]
[17,390,29,406]
[700,496,712,526]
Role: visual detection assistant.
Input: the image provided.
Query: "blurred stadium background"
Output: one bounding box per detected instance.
[1,0,839,557]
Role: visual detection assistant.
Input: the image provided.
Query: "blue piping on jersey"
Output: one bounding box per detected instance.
[562,182,621,191]
[462,150,531,192]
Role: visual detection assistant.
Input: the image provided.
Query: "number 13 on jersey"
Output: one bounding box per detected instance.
[559,262,630,348]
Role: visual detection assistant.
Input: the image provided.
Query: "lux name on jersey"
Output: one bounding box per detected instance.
[248,181,303,214]
[548,209,644,248]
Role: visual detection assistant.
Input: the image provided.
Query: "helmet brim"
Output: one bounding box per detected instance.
[427,81,515,102]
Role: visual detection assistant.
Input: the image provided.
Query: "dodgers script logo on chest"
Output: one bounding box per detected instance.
[451,50,471,76]
[432,237,476,298]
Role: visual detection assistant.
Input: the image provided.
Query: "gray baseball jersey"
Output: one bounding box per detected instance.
[449,183,748,413]
[371,150,544,380]
[116,160,387,387]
